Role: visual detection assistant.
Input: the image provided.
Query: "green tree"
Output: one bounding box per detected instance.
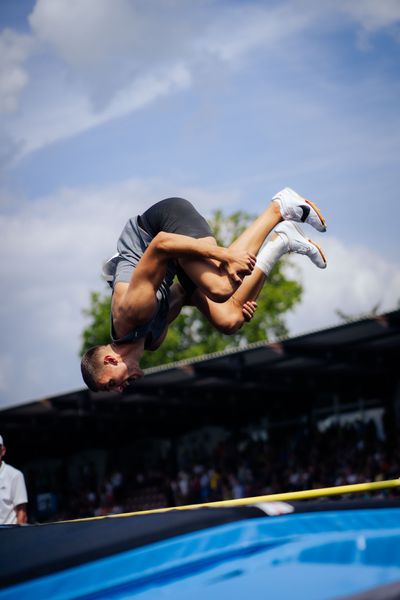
[80,210,303,368]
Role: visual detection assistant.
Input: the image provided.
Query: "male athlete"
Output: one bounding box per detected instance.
[81,188,327,393]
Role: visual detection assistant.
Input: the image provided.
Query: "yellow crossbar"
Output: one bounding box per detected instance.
[63,478,400,523]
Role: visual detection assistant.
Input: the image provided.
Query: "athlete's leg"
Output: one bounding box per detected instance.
[192,221,327,334]
[189,232,277,334]
[178,187,327,303]
[190,266,266,334]
[178,201,282,302]
[142,192,325,304]
[228,203,282,255]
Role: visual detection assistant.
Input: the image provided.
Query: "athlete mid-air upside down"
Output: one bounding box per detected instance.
[81,188,327,393]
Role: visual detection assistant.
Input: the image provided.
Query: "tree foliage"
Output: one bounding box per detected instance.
[80,210,303,368]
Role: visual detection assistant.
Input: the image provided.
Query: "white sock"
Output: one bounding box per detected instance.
[255,234,288,276]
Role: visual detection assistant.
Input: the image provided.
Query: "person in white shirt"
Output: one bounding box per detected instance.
[0,434,28,525]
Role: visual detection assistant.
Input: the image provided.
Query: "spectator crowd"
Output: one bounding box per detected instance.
[22,414,400,523]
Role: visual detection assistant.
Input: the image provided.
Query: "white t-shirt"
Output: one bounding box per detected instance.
[0,462,28,524]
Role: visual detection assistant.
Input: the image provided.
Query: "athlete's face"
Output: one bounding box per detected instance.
[98,358,144,393]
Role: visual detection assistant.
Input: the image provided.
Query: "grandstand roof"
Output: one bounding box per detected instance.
[1,309,400,453]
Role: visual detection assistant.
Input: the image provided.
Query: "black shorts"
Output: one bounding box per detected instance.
[139,198,213,298]
[139,197,212,239]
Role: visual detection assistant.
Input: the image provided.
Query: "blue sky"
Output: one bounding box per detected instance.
[0,0,399,408]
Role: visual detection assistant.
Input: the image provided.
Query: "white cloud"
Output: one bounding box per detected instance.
[11,61,191,155]
[29,0,137,68]
[0,29,34,113]
[340,0,400,33]
[285,236,400,336]
[28,0,191,71]
[199,3,313,64]
[337,0,400,49]
[28,0,196,109]
[0,0,397,162]
[4,0,319,159]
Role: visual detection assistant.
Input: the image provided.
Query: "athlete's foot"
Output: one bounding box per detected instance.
[274,221,327,268]
[272,187,327,232]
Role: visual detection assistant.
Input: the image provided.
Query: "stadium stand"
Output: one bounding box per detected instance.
[1,310,399,522]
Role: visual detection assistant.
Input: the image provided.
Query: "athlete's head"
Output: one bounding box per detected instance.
[80,346,106,391]
[80,344,144,393]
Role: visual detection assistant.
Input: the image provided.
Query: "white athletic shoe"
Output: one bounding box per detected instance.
[273,187,327,232]
[274,221,327,269]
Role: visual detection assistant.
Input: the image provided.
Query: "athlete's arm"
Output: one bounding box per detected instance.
[115,233,255,333]
[150,232,256,284]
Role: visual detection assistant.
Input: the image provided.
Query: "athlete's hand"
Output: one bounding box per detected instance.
[221,250,256,283]
[242,300,257,322]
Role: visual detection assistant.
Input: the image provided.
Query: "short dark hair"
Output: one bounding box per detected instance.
[80,346,104,391]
